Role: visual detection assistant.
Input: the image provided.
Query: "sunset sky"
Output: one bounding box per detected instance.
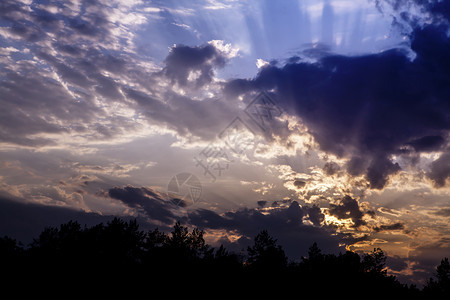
[0,0,449,285]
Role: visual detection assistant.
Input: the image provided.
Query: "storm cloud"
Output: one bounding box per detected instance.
[224,19,450,189]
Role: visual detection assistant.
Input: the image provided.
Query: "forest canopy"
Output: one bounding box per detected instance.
[0,218,448,297]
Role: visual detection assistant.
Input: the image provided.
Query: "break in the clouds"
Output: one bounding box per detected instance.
[0,0,449,287]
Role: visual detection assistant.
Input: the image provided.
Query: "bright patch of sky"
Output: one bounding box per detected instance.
[132,0,403,78]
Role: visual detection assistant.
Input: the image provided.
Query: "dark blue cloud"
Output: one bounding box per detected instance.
[408,135,445,152]
[428,153,450,187]
[224,19,450,189]
[163,44,227,88]
[381,0,450,26]
[108,185,176,224]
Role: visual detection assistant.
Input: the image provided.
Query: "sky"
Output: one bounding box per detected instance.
[0,0,449,286]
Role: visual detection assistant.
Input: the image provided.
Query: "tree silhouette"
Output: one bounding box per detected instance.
[362,247,387,275]
[307,242,322,261]
[425,257,450,297]
[247,229,287,271]
[0,217,442,296]
[214,244,241,267]
[162,221,212,264]
[437,258,450,284]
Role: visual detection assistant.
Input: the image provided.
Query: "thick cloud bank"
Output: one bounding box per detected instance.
[225,3,450,189]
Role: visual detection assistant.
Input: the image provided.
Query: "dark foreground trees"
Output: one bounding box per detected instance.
[424,257,450,297]
[0,218,447,297]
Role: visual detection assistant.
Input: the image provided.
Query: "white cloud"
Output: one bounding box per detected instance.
[0,47,19,55]
[208,40,239,59]
[255,58,269,68]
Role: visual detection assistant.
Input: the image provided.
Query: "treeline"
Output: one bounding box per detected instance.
[0,218,448,297]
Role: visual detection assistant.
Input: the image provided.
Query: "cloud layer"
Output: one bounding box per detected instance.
[0,0,241,149]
